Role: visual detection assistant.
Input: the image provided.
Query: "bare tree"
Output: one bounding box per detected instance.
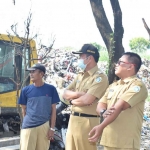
[90,0,124,83]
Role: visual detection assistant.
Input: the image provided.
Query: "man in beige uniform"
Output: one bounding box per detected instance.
[88,52,148,150]
[63,44,109,150]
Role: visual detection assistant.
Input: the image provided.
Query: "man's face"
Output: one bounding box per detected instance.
[29,69,43,82]
[115,55,135,77]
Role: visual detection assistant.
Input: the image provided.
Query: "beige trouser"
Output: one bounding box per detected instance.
[20,121,50,150]
[66,115,99,150]
[104,146,139,150]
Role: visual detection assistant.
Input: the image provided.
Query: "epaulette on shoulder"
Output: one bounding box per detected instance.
[96,69,103,75]
[78,71,84,74]
[134,77,141,82]
[132,77,143,86]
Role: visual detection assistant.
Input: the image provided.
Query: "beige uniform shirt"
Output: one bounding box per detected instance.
[99,76,148,149]
[67,65,109,115]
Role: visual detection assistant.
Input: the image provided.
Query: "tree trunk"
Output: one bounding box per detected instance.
[142,18,150,41]
[90,0,124,84]
[90,0,113,52]
[109,0,124,83]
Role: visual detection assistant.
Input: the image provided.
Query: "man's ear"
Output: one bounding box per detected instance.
[127,64,134,71]
[41,72,44,77]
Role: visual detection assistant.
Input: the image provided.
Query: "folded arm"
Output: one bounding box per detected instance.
[71,93,97,106]
[63,89,85,100]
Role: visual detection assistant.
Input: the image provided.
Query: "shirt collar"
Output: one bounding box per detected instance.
[87,65,99,76]
[117,75,137,84]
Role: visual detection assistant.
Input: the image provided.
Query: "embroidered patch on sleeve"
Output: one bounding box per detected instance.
[133,86,141,92]
[95,77,102,83]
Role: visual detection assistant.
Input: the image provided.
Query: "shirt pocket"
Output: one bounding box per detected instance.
[116,87,127,100]
[76,79,90,92]
[81,80,92,92]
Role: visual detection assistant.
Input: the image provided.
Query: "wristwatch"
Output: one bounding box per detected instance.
[100,109,106,123]
[100,109,106,117]
[50,127,55,131]
[69,100,73,105]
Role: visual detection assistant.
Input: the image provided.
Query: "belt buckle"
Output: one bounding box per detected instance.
[72,111,76,116]
[79,113,81,117]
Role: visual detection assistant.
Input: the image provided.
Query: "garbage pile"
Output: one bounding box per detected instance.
[141,101,150,150]
[38,48,78,93]
[142,59,150,150]
[139,59,150,93]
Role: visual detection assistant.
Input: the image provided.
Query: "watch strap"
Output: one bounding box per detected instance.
[69,100,73,105]
[50,127,55,131]
[100,109,106,116]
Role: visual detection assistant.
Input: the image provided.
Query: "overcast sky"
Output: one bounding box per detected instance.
[0,0,150,50]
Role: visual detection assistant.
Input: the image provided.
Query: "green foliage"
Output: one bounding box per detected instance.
[99,50,109,62]
[91,42,106,52]
[138,52,150,60]
[129,37,150,53]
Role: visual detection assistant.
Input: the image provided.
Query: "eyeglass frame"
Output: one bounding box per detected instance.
[117,60,136,66]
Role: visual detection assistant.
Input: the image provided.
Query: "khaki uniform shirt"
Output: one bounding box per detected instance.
[99,76,148,149]
[67,65,109,115]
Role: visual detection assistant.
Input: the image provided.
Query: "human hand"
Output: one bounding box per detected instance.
[88,125,103,143]
[47,129,54,140]
[103,106,115,119]
[87,101,94,106]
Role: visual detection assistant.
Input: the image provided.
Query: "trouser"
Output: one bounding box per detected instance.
[104,146,139,150]
[66,115,99,150]
[20,121,50,150]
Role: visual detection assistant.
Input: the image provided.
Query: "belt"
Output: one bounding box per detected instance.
[72,112,99,118]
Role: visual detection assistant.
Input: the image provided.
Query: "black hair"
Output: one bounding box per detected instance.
[123,52,142,73]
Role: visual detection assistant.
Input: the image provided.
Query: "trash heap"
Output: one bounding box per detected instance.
[141,101,150,150]
[139,59,150,93]
[38,49,78,94]
[39,49,150,149]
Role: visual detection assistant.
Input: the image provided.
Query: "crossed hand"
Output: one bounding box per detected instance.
[88,106,115,143]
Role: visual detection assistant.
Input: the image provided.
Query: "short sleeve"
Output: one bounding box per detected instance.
[18,87,27,105]
[120,81,148,107]
[52,87,60,104]
[99,86,110,104]
[87,74,109,99]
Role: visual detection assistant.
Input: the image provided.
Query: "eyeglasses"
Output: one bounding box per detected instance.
[117,60,136,66]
